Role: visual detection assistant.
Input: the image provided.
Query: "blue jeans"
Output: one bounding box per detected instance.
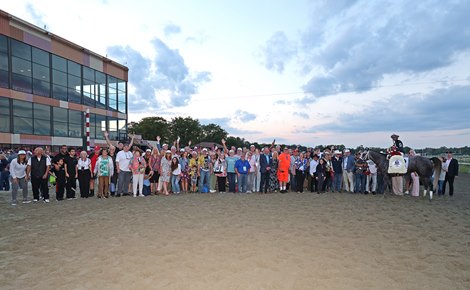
[333,173,342,192]
[438,180,445,195]
[238,174,248,193]
[227,172,236,192]
[354,173,365,193]
[171,175,180,193]
[199,170,211,193]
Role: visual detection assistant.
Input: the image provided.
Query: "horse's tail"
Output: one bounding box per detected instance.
[430,157,441,191]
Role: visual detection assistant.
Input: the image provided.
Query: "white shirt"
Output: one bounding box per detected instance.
[172,164,181,175]
[27,155,51,166]
[77,158,91,170]
[367,161,377,174]
[445,158,452,170]
[309,159,319,175]
[10,159,28,179]
[116,150,133,171]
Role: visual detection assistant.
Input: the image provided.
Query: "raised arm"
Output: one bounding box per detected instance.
[221,139,228,154]
[128,133,135,148]
[103,131,115,149]
[155,136,162,152]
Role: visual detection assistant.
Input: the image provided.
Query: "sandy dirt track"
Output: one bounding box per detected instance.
[1,175,469,290]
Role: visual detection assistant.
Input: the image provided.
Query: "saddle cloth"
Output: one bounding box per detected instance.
[388,155,407,174]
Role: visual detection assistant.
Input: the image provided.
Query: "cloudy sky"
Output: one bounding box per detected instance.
[4,0,470,148]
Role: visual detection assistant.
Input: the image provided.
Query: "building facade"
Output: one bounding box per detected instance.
[0,10,128,151]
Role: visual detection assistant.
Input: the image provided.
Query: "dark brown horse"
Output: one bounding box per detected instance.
[362,150,441,200]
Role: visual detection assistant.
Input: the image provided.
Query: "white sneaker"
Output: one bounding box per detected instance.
[44,199,50,203]
[247,191,252,193]
[33,199,39,202]
[22,200,31,204]
[11,201,17,206]
[138,194,145,197]
[209,190,216,193]
[133,194,137,197]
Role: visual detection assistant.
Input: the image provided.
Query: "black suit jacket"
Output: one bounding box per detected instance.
[259,154,272,174]
[446,159,459,177]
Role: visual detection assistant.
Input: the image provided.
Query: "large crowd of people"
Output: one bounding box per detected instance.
[0,133,460,206]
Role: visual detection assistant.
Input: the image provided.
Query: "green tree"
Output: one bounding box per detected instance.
[169,117,201,146]
[129,116,169,141]
[225,136,248,149]
[201,123,228,143]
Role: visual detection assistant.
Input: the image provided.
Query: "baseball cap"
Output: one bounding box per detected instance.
[18,150,26,155]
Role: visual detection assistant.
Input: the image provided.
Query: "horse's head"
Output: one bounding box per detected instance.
[361,149,370,160]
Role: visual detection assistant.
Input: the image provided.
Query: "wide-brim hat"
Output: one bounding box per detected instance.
[334,150,341,154]
[391,134,399,138]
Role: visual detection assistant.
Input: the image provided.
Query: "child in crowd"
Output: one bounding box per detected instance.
[54,158,66,201]
[142,165,153,196]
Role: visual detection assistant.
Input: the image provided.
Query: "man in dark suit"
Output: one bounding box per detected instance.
[259,147,273,193]
[443,151,459,196]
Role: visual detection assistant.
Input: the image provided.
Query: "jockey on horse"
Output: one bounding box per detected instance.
[387,134,407,174]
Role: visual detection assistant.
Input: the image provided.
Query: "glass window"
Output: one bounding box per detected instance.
[117,79,126,91]
[13,117,33,134]
[0,66,8,88]
[68,74,81,90]
[96,114,106,136]
[69,110,82,125]
[95,71,105,84]
[52,70,67,85]
[34,119,51,135]
[0,52,8,71]
[33,78,50,97]
[67,60,81,77]
[98,84,106,107]
[83,66,94,81]
[83,78,95,104]
[0,114,9,132]
[12,74,32,93]
[53,107,68,120]
[12,57,32,77]
[118,102,126,113]
[118,119,127,139]
[54,121,67,137]
[52,55,66,72]
[32,47,49,66]
[0,35,7,53]
[109,98,117,111]
[0,97,9,110]
[11,39,31,61]
[52,84,67,101]
[33,63,50,81]
[68,123,82,137]
[108,118,117,140]
[89,113,96,138]
[68,87,81,104]
[68,74,81,103]
[13,100,32,117]
[0,98,10,132]
[33,103,50,120]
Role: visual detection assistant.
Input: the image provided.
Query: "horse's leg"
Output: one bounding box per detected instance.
[425,177,433,201]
